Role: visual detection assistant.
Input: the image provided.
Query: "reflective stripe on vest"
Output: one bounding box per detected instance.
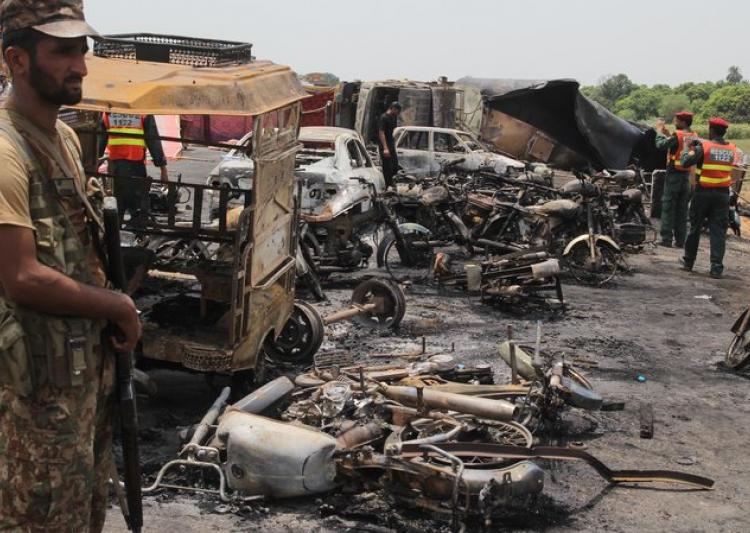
[104,113,146,161]
[696,140,737,188]
[668,129,699,172]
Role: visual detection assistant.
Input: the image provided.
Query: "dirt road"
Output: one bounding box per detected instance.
[105,234,750,532]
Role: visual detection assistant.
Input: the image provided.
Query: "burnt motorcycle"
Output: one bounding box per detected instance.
[460,177,623,285]
[595,169,657,248]
[554,177,624,285]
[298,177,425,290]
[432,250,565,311]
[376,160,475,278]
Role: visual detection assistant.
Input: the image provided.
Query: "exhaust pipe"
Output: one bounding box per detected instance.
[380,385,517,421]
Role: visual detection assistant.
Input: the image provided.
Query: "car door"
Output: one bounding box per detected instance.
[395,128,431,177]
[344,138,374,212]
[432,131,472,172]
[355,139,385,194]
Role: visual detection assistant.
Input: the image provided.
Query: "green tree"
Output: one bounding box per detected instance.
[674,81,717,115]
[659,94,691,119]
[580,85,603,104]
[597,73,636,107]
[701,84,750,122]
[616,108,638,122]
[726,65,744,84]
[614,86,668,121]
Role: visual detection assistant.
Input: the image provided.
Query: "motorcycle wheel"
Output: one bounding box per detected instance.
[726,329,750,370]
[565,240,620,286]
[377,233,434,282]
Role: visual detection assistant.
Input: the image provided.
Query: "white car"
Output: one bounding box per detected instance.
[296,127,385,220]
[207,130,255,190]
[207,127,385,221]
[393,126,526,177]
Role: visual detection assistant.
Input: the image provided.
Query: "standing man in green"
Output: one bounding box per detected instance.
[680,117,738,279]
[654,111,698,247]
[0,1,141,531]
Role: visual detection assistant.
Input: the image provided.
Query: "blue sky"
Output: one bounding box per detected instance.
[86,0,750,86]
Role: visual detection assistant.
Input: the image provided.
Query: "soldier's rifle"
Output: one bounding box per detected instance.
[102,196,143,533]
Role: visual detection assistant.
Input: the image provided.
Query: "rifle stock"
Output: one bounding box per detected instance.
[102,196,143,533]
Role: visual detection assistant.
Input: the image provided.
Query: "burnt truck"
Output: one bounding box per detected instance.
[333,79,465,147]
[70,35,314,388]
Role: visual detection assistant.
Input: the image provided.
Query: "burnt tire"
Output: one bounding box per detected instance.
[376,233,434,281]
[726,330,750,370]
[350,279,406,329]
[564,241,620,286]
[264,301,324,364]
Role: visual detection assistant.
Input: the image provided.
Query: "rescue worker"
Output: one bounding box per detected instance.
[99,112,169,221]
[378,101,401,188]
[0,1,141,531]
[654,111,698,247]
[680,117,738,279]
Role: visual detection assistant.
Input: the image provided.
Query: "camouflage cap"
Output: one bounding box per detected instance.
[1,0,99,38]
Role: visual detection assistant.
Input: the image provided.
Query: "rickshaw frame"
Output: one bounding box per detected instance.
[70,53,309,381]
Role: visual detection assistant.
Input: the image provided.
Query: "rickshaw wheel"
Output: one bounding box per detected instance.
[350,279,406,329]
[264,301,324,363]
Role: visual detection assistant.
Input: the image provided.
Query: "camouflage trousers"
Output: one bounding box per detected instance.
[0,352,114,533]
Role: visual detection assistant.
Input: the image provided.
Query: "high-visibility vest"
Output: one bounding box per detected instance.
[696,140,737,188]
[104,113,146,161]
[668,129,699,172]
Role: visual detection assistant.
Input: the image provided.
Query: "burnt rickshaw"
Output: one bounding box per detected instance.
[69,36,323,388]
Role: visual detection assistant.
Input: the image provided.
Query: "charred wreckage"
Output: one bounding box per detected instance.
[143,333,714,531]
[58,32,738,532]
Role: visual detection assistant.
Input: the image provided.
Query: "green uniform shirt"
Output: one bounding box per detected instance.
[654,132,678,152]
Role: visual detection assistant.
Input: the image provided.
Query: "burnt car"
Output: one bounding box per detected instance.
[207,126,383,197]
[295,126,385,220]
[206,130,255,190]
[394,126,526,177]
[295,127,386,273]
[207,127,386,274]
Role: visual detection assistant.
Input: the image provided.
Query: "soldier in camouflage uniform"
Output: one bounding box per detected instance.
[0,2,141,531]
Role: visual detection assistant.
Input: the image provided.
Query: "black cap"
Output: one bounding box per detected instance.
[389,101,402,110]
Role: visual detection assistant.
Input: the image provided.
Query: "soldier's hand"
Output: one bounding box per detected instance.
[111,294,142,353]
[160,166,169,183]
